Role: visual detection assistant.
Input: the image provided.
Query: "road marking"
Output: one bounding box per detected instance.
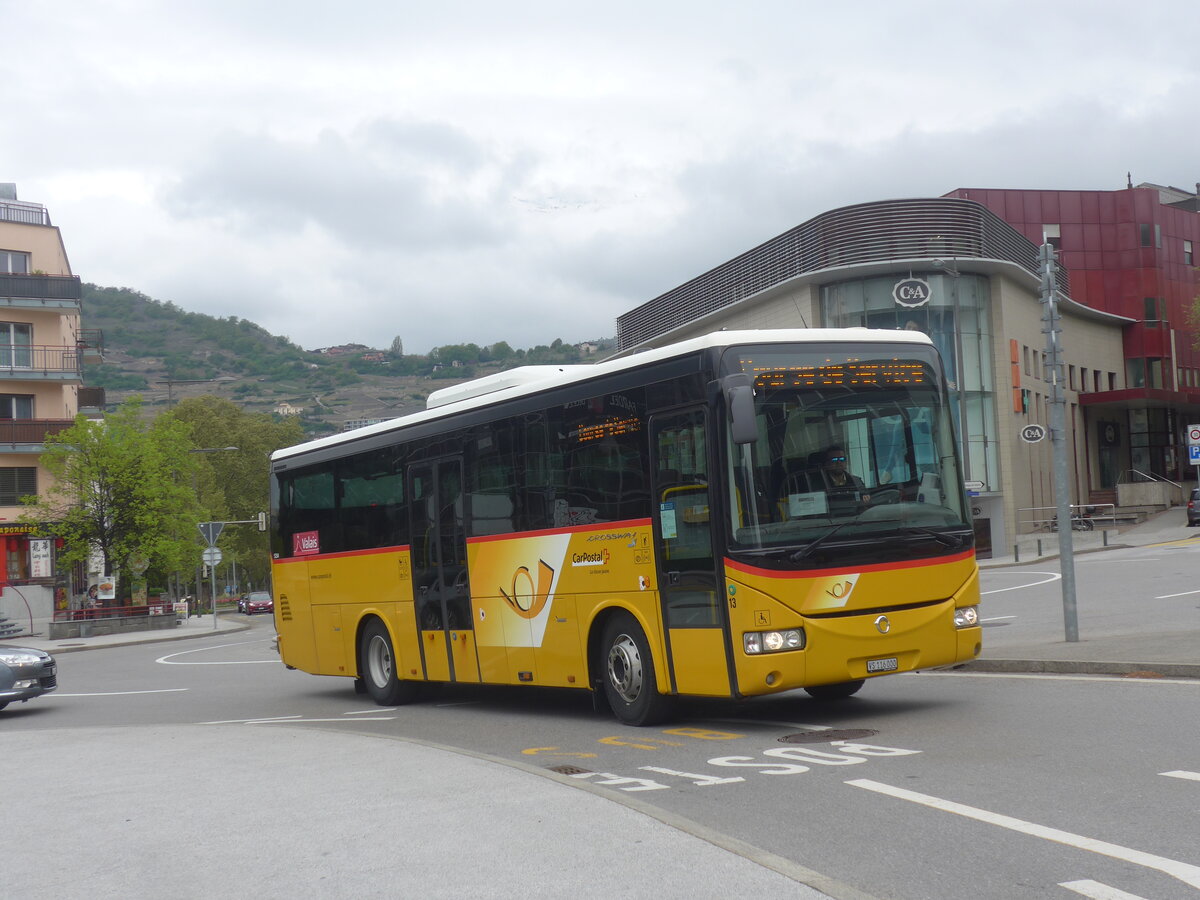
[706,717,833,731]
[1160,770,1200,782]
[980,572,1061,595]
[1153,589,1200,599]
[521,747,598,759]
[1060,880,1148,899]
[344,708,398,714]
[157,640,279,665]
[980,615,1017,622]
[847,779,1200,891]
[920,671,1200,686]
[52,696,189,700]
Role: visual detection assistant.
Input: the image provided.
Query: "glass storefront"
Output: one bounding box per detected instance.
[821,273,998,491]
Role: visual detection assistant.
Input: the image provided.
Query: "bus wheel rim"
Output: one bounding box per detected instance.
[607,633,642,703]
[369,635,392,685]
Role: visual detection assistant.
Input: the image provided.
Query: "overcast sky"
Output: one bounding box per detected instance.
[5,1,1197,353]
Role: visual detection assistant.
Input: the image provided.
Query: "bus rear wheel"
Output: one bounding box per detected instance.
[803,679,865,700]
[600,613,673,726]
[359,620,421,706]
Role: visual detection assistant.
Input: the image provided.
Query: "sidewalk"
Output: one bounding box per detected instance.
[970,505,1200,679]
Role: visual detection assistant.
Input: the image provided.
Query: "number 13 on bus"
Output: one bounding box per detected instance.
[269,329,981,725]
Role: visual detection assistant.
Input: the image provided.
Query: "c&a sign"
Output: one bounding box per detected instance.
[892,277,931,308]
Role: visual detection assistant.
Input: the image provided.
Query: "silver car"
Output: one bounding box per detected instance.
[0,646,58,711]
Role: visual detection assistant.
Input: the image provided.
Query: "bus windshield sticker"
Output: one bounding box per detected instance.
[660,502,677,539]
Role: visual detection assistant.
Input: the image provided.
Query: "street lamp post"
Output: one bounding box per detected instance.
[189,446,239,629]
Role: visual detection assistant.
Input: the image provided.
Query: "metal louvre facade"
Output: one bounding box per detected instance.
[616,197,1068,350]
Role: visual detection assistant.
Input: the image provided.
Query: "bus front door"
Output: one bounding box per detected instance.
[650,409,732,697]
[409,458,481,684]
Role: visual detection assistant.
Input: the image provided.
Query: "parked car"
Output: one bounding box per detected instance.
[241,591,274,615]
[1188,488,1200,526]
[0,646,57,711]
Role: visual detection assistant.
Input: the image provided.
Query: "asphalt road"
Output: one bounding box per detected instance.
[6,549,1200,899]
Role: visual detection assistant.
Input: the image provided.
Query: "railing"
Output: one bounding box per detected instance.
[0,200,51,226]
[1117,468,1181,489]
[0,345,82,377]
[53,602,176,621]
[1018,503,1120,532]
[78,386,106,409]
[0,272,82,301]
[0,418,75,445]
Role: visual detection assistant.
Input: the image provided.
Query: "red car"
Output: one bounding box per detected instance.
[240,591,274,615]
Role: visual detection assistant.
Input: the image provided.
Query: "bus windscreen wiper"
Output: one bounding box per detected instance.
[789,522,851,563]
[899,525,968,548]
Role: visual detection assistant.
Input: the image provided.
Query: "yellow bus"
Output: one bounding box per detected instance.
[269,329,981,725]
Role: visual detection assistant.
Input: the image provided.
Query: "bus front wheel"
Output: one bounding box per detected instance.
[600,613,673,726]
[359,620,421,706]
[803,679,865,700]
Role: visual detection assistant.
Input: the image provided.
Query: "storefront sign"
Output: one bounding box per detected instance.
[892,277,932,308]
[30,539,52,578]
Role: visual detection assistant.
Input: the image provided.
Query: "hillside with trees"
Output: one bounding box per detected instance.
[82,284,615,438]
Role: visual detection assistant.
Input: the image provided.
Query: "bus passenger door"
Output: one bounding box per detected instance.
[650,409,732,697]
[409,458,481,683]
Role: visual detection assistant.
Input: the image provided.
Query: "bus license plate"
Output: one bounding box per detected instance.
[866,657,898,673]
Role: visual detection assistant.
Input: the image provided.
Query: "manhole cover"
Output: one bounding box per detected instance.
[547,765,592,775]
[779,728,878,744]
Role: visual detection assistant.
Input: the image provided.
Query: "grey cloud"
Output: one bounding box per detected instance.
[163,121,522,250]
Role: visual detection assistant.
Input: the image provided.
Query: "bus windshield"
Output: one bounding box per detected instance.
[721,342,970,564]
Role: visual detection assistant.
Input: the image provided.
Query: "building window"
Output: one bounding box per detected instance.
[1138,223,1162,248]
[0,467,36,505]
[1069,365,1076,391]
[1144,297,1161,322]
[0,395,33,418]
[1186,240,1194,266]
[1080,367,1088,393]
[1042,224,1061,251]
[0,322,32,368]
[0,250,30,274]
[1109,372,1117,391]
[1023,345,1030,376]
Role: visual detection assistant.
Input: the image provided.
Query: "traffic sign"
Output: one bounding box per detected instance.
[1189,424,1200,445]
[964,480,985,492]
[198,522,225,546]
[1020,424,1047,443]
[1190,445,1200,465]
[202,547,223,566]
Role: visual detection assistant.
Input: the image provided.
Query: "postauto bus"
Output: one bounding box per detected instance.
[269,329,980,725]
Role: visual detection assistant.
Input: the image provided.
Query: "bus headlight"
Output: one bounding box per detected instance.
[953,606,979,628]
[744,628,805,655]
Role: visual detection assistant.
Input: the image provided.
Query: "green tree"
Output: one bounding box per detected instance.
[161,396,305,588]
[22,398,200,584]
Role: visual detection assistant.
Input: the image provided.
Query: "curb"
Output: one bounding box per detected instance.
[961,659,1200,679]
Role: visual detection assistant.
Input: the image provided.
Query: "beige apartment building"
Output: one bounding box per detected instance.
[0,183,101,629]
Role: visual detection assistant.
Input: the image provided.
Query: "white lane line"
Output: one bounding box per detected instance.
[246,717,397,723]
[921,671,1200,686]
[1153,589,1200,599]
[1160,770,1200,782]
[1060,880,1148,899]
[981,572,1062,595]
[847,779,1200,891]
[200,715,304,724]
[52,696,189,700]
[980,615,1017,622]
[157,640,280,665]
[344,708,398,715]
[707,718,832,731]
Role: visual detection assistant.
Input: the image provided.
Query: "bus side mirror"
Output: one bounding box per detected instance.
[722,374,757,445]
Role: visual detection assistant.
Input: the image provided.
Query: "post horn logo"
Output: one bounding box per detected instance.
[500,559,556,619]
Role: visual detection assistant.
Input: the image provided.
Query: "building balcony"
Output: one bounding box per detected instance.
[0,345,83,381]
[0,418,76,453]
[78,386,106,415]
[0,272,83,311]
[78,328,104,363]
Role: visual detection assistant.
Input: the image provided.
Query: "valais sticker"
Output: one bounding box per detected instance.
[293,530,320,556]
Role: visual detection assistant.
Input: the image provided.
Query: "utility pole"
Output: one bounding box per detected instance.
[1041,243,1079,642]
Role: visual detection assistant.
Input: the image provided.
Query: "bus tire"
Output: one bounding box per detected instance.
[803,679,865,700]
[359,620,420,706]
[600,612,673,726]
